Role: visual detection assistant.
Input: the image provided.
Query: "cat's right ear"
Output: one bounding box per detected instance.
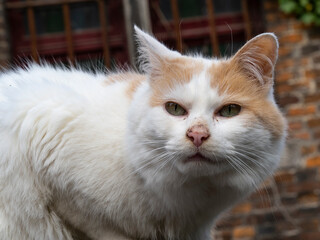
[231,33,278,88]
[134,26,181,74]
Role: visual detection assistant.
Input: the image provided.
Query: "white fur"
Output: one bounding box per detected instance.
[0,28,286,240]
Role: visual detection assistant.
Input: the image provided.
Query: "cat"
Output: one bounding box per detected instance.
[0,26,286,240]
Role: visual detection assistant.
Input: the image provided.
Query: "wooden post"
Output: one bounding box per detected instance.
[122,0,135,66]
[97,0,111,68]
[136,0,152,33]
[170,0,182,52]
[206,0,219,57]
[26,1,39,63]
[242,0,252,40]
[62,3,75,65]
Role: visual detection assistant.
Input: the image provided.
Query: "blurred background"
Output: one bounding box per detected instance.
[1,0,320,239]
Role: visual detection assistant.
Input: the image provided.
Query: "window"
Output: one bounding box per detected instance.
[6,0,128,67]
[5,0,264,67]
[152,0,264,57]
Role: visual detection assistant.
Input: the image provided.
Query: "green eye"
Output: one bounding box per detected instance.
[165,102,187,116]
[219,104,241,117]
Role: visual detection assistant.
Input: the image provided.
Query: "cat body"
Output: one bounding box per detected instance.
[0,27,286,240]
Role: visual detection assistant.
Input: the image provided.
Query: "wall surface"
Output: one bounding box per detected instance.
[268,1,320,168]
[214,0,320,239]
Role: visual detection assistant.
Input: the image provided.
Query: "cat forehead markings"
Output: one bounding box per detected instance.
[183,66,222,111]
[207,60,264,101]
[149,56,206,107]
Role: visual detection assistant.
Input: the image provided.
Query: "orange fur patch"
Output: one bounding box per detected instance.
[104,73,146,99]
[208,61,286,138]
[126,74,146,98]
[149,56,204,107]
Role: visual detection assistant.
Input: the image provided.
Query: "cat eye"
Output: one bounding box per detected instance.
[218,104,241,117]
[165,102,187,116]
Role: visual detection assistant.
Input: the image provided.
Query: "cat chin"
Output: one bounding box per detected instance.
[174,157,231,178]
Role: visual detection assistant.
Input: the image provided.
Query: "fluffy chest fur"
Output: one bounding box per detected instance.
[0,27,286,240]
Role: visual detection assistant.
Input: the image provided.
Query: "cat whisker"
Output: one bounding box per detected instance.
[227,155,262,190]
[231,143,276,158]
[226,154,274,208]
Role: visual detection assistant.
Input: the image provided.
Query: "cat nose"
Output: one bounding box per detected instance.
[186,125,210,147]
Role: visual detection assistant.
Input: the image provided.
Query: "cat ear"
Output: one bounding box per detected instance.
[134,26,181,74]
[231,33,278,87]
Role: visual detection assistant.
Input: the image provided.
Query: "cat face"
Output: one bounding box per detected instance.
[128,27,286,188]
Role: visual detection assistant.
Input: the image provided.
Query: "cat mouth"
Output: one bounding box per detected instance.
[185,153,213,164]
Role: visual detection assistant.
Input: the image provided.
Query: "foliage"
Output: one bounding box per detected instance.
[279,0,320,25]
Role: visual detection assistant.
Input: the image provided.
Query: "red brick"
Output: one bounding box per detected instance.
[286,181,320,192]
[291,132,310,140]
[307,118,320,128]
[276,72,294,82]
[298,192,319,204]
[279,33,303,44]
[299,232,320,240]
[264,1,278,11]
[306,156,320,167]
[288,122,303,130]
[276,84,292,93]
[276,59,295,70]
[274,171,295,184]
[278,46,293,58]
[301,145,317,156]
[270,24,290,33]
[299,219,320,232]
[287,106,316,116]
[293,22,309,30]
[265,12,277,22]
[232,202,252,214]
[278,95,299,107]
[232,226,255,238]
[300,57,310,65]
[305,69,320,79]
[314,130,320,139]
[279,11,294,20]
[305,93,320,103]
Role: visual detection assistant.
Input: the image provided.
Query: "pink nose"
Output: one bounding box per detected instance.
[187,125,210,147]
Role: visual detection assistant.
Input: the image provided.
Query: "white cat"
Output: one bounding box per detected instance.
[0,27,286,240]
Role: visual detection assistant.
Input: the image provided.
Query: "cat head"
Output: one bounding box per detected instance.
[128,26,286,188]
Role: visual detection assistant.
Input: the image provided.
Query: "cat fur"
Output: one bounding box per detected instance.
[0,27,286,240]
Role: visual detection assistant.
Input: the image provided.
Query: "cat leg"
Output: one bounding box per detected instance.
[0,208,73,240]
[0,163,73,239]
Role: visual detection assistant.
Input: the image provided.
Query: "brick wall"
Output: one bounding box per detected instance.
[213,167,320,240]
[0,1,10,67]
[214,0,320,239]
[266,1,320,168]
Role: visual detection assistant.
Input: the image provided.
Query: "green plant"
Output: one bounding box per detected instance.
[279,0,320,25]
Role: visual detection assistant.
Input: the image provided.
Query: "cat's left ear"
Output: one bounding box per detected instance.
[134,26,181,74]
[231,33,278,86]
